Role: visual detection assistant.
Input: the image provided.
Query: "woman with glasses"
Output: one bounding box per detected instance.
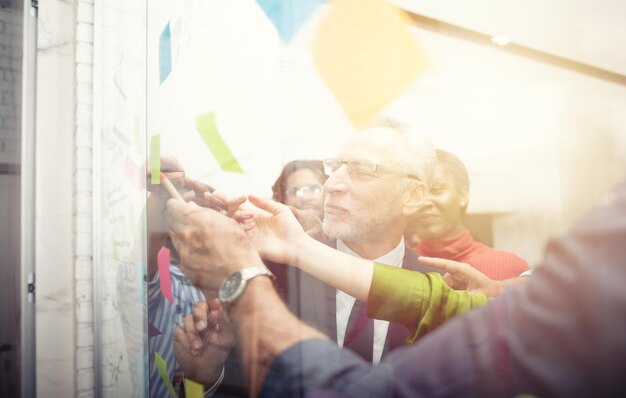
[406,149,529,279]
[271,160,327,220]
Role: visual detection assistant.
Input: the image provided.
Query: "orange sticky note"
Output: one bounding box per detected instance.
[157,246,173,303]
[312,0,427,127]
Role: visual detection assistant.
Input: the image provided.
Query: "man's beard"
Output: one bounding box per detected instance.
[323,209,398,244]
[323,216,364,242]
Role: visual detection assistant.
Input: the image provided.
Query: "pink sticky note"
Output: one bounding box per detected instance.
[157,246,173,303]
[124,154,144,191]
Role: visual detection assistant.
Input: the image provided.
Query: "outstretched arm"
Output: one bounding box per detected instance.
[418,257,530,298]
[243,195,490,333]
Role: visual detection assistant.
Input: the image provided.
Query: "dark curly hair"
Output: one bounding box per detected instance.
[272,160,327,204]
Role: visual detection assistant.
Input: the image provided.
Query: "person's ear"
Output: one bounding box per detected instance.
[402,182,427,217]
[459,187,469,210]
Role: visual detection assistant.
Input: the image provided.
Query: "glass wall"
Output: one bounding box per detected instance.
[93,0,147,396]
[93,1,626,396]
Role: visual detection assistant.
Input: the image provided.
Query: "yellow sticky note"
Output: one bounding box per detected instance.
[154,352,177,398]
[184,378,204,398]
[196,112,244,173]
[312,0,427,127]
[150,135,161,185]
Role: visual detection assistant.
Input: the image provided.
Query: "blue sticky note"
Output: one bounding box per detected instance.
[159,22,172,84]
[257,0,325,42]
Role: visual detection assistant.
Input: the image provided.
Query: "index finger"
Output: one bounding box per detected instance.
[248,194,289,216]
[184,177,212,195]
[193,300,210,332]
[418,256,468,274]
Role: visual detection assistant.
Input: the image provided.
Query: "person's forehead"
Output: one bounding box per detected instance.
[337,140,383,162]
[431,166,456,188]
[286,169,322,186]
[338,128,405,166]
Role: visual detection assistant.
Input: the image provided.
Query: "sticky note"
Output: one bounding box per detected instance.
[157,246,173,303]
[183,378,204,398]
[256,0,325,42]
[312,0,427,127]
[148,323,162,337]
[124,154,143,191]
[159,22,173,84]
[196,112,244,173]
[150,135,160,185]
[154,352,177,398]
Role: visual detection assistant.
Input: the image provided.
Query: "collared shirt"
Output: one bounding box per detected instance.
[335,238,405,364]
[149,264,223,397]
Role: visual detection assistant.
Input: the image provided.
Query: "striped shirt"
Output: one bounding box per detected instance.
[148,264,205,398]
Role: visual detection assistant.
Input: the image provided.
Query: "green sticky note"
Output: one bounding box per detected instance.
[154,352,177,398]
[150,135,161,185]
[183,378,204,398]
[196,112,244,173]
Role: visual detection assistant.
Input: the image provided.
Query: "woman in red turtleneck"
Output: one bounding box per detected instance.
[406,150,529,280]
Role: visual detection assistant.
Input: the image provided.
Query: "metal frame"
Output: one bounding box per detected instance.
[92,0,103,395]
[20,1,37,398]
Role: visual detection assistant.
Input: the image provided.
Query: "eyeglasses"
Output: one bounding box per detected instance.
[285,184,324,199]
[323,158,420,181]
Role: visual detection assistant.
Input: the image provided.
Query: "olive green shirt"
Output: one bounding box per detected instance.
[367,261,489,343]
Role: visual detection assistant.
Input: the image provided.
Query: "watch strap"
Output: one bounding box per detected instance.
[219,267,275,308]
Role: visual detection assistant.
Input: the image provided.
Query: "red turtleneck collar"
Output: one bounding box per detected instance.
[413,228,530,280]
[415,228,478,263]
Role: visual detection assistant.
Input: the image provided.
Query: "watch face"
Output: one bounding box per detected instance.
[219,271,243,302]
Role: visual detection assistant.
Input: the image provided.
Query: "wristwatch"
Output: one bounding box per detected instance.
[218,267,275,308]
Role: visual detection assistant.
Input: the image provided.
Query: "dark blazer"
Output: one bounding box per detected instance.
[268,242,443,358]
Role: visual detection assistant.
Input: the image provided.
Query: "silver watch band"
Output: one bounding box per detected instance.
[219,267,275,308]
[240,267,273,280]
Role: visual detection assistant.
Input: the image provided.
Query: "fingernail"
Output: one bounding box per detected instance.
[197,321,206,330]
[192,340,202,350]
